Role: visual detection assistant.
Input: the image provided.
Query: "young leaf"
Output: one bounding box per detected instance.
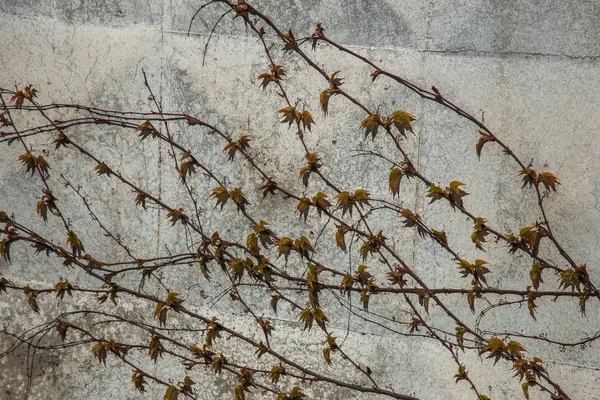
[274,237,293,262]
[335,225,349,251]
[391,110,415,137]
[426,183,446,204]
[479,337,506,364]
[131,372,146,393]
[476,130,495,158]
[278,106,300,127]
[257,72,276,89]
[360,114,382,140]
[312,192,331,216]
[223,135,251,161]
[296,197,312,222]
[320,89,331,115]
[389,168,403,198]
[259,177,277,198]
[163,385,179,400]
[179,152,198,182]
[269,365,285,383]
[538,171,559,192]
[136,120,159,140]
[91,343,107,365]
[230,188,249,211]
[530,263,545,290]
[66,230,84,257]
[431,229,448,246]
[94,162,111,176]
[166,208,189,226]
[301,110,314,131]
[134,192,148,209]
[447,181,468,209]
[211,186,230,210]
[519,168,537,188]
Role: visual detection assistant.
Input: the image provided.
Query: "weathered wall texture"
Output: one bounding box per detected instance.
[1,1,600,399]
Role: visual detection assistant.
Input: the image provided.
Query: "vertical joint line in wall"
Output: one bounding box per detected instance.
[410,84,425,267]
[155,0,167,257]
[424,1,434,51]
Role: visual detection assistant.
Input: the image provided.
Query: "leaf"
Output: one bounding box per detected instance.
[53,280,73,301]
[66,230,84,257]
[472,217,489,251]
[163,385,179,400]
[301,110,314,131]
[296,197,312,222]
[154,303,168,326]
[18,153,37,177]
[360,114,382,140]
[274,237,293,262]
[298,308,314,331]
[148,334,164,362]
[454,364,467,383]
[278,106,300,127]
[312,192,331,216]
[253,220,273,248]
[257,72,276,89]
[271,64,286,79]
[223,135,251,161]
[522,382,529,400]
[476,130,495,158]
[94,162,111,176]
[330,70,344,86]
[131,372,146,393]
[270,295,280,314]
[294,236,314,259]
[530,263,545,290]
[558,268,581,292]
[234,385,246,400]
[166,208,188,226]
[467,290,475,313]
[269,365,286,383]
[339,273,354,296]
[309,23,325,50]
[431,229,448,246]
[519,168,537,189]
[391,110,415,137]
[322,347,332,366]
[27,293,40,313]
[136,120,159,140]
[259,177,277,198]
[455,327,466,351]
[179,152,198,182]
[53,132,70,149]
[229,188,249,211]
[320,89,331,115]
[539,171,559,192]
[166,292,183,308]
[507,340,526,358]
[91,343,107,365]
[36,189,57,224]
[56,322,68,342]
[388,168,403,197]
[447,181,468,209]
[479,337,506,365]
[335,225,348,251]
[426,183,446,204]
[211,186,229,210]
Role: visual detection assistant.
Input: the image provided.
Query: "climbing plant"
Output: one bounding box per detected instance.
[0,1,595,399]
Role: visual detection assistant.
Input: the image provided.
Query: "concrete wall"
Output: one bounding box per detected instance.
[1,1,600,399]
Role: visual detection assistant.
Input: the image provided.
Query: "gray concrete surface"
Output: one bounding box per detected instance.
[1,1,600,399]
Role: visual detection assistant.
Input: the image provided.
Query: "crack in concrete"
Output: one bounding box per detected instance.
[421,48,600,61]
